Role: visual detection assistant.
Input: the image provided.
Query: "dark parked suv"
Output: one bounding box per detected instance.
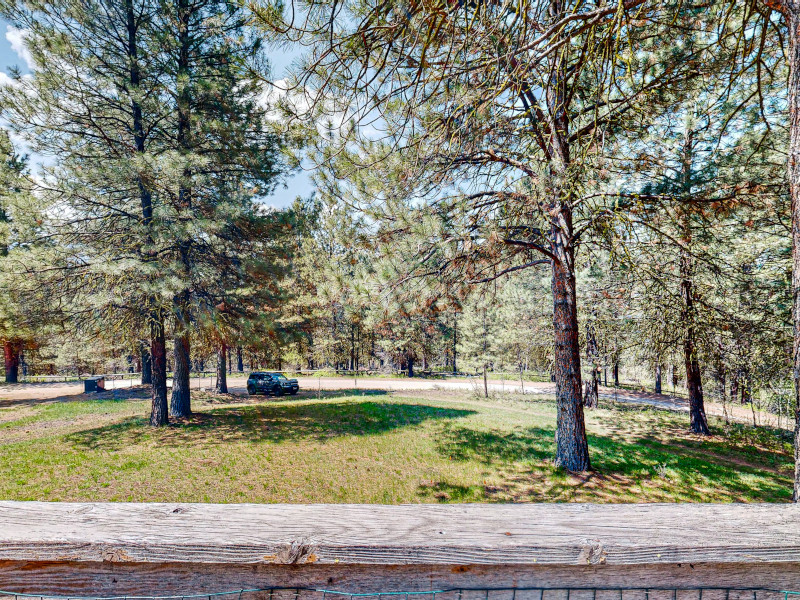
[247,372,299,396]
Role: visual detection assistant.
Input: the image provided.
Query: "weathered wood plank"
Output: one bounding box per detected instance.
[1,562,800,596]
[0,503,799,567]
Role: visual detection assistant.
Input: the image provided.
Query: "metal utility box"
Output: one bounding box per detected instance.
[84,376,105,393]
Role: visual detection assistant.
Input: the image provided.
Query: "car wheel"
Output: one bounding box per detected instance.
[247,386,255,395]
[290,389,298,395]
[273,385,283,397]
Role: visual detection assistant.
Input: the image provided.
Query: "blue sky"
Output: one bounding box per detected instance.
[0,17,314,209]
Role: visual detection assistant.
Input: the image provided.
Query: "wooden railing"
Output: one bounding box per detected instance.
[0,503,798,596]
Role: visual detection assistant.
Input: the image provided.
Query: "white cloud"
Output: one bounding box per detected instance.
[6,26,34,70]
[0,71,16,88]
[0,68,33,90]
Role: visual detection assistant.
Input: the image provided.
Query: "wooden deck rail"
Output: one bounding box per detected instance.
[0,503,799,596]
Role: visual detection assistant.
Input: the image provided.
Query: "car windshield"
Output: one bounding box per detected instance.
[273,373,287,381]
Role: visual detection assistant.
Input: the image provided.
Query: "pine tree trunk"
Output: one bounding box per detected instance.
[149,311,168,426]
[216,343,228,393]
[795,26,800,497]
[237,346,243,372]
[125,0,165,424]
[680,210,709,435]
[684,344,708,433]
[720,367,730,424]
[452,315,457,374]
[655,364,662,394]
[407,355,414,378]
[350,323,355,371]
[613,362,619,387]
[3,340,21,383]
[550,210,590,471]
[167,0,194,420]
[583,371,599,409]
[757,0,800,503]
[170,302,192,418]
[741,368,752,403]
[141,342,152,385]
[583,322,599,408]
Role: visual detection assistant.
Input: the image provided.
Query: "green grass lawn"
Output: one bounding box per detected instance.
[0,386,792,502]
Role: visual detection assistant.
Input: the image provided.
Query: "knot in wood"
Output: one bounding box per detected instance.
[577,539,607,565]
[275,539,318,564]
[100,546,133,563]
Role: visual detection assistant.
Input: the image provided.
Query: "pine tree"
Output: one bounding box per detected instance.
[0,0,176,420]
[1,0,290,422]
[0,130,35,383]
[151,0,289,416]
[266,0,726,470]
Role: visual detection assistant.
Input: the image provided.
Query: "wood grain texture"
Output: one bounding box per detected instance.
[2,562,800,596]
[1,502,800,567]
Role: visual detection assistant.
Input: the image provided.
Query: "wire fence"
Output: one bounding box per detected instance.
[0,586,793,600]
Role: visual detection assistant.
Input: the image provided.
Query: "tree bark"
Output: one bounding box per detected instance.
[237,346,243,372]
[550,211,590,471]
[583,321,599,408]
[407,354,414,377]
[655,363,662,394]
[141,342,152,385]
[350,323,355,371]
[795,19,800,494]
[544,60,590,469]
[613,362,619,387]
[717,364,729,424]
[124,0,166,424]
[680,210,709,435]
[759,0,800,508]
[3,339,21,383]
[168,0,193,420]
[149,312,169,426]
[741,368,752,404]
[215,343,228,393]
[678,124,709,435]
[170,299,192,418]
[452,313,458,373]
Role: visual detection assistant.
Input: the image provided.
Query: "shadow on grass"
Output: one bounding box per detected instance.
[591,408,793,472]
[437,425,554,463]
[430,422,792,502]
[67,399,475,451]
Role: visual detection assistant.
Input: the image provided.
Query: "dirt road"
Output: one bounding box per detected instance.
[0,374,687,409]
[0,374,776,428]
